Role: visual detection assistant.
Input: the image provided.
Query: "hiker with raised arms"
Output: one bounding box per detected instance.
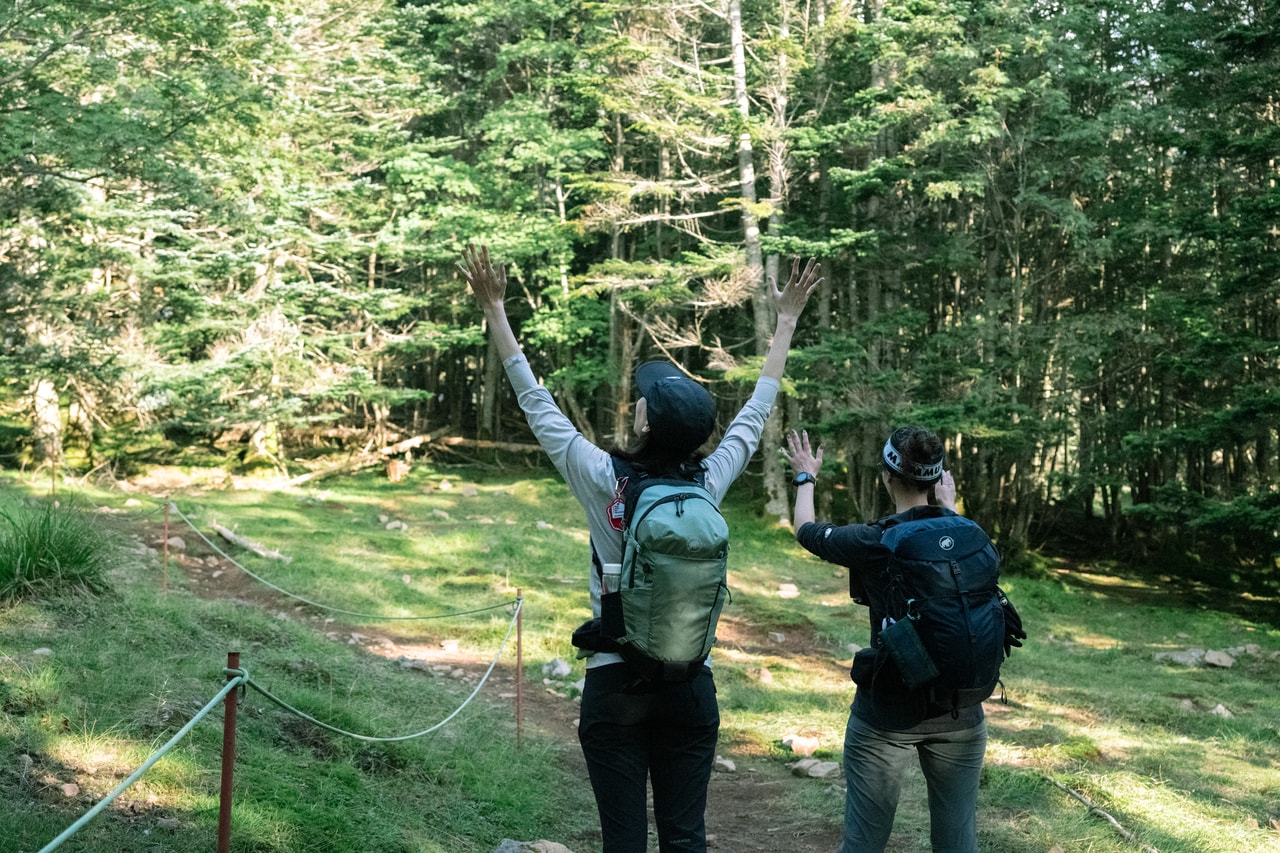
[783,425,1018,853]
[460,243,821,853]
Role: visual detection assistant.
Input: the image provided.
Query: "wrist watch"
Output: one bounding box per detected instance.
[792,472,817,487]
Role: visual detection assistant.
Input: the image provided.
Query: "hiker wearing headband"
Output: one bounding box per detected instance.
[782,425,989,853]
[461,243,821,853]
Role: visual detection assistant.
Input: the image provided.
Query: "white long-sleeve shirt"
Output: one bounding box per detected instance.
[503,353,780,668]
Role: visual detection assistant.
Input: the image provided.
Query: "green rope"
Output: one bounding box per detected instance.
[237,597,523,742]
[39,494,526,851]
[168,501,517,620]
[37,672,247,853]
[39,591,518,851]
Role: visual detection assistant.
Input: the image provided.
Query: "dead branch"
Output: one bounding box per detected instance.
[282,435,544,487]
[438,437,545,454]
[1048,778,1160,853]
[212,523,293,564]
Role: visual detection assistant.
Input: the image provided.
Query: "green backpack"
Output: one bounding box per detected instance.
[598,463,731,680]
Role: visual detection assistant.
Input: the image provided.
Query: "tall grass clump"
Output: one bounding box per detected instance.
[0,499,120,602]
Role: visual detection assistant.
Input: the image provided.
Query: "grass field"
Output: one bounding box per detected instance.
[1,463,1278,852]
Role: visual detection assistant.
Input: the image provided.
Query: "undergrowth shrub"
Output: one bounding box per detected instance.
[0,499,120,602]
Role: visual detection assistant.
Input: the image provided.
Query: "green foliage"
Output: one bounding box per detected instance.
[0,0,1277,576]
[0,499,120,602]
[1126,485,1280,589]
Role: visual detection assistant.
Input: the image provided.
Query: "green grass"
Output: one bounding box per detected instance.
[0,567,595,852]
[0,497,122,602]
[2,463,1279,852]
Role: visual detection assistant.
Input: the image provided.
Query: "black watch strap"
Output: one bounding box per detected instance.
[792,472,817,487]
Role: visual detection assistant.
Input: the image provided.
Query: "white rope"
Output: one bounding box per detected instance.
[235,597,522,742]
[166,501,515,620]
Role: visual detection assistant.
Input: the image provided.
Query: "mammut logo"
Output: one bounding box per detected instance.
[939,535,955,551]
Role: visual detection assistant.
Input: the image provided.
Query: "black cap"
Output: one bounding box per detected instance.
[635,361,716,455]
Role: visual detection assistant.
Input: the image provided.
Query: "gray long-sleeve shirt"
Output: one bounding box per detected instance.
[503,353,779,668]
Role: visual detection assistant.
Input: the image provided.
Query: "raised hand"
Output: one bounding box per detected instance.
[759,257,822,382]
[769,257,823,323]
[458,242,521,360]
[782,429,823,479]
[934,470,957,510]
[458,243,507,310]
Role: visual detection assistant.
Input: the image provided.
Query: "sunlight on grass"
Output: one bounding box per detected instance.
[5,467,1280,853]
[984,678,1280,852]
[225,800,306,851]
[1061,769,1274,852]
[45,726,208,811]
[1063,570,1165,591]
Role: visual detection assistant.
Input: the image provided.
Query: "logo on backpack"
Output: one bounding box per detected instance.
[871,514,1011,714]
[573,461,730,681]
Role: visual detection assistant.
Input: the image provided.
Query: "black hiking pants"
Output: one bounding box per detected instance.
[578,662,719,853]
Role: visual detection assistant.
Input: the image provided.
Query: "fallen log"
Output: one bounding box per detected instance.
[212,523,293,564]
[437,436,544,453]
[283,434,545,487]
[284,454,384,487]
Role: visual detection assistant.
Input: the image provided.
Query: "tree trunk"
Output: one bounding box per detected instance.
[729,0,786,520]
[611,303,637,447]
[479,325,500,441]
[761,0,797,523]
[30,378,63,466]
[608,109,637,447]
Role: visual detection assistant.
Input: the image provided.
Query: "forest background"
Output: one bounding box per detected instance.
[2,0,1278,588]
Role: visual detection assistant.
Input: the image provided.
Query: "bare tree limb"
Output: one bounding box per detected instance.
[282,435,544,487]
[1047,778,1160,853]
[212,523,293,564]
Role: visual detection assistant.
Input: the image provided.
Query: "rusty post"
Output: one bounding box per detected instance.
[516,589,523,747]
[162,500,170,593]
[217,652,241,853]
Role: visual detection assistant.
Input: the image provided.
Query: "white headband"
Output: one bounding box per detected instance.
[882,437,943,483]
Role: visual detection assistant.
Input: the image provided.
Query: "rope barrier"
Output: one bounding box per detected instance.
[37,597,521,851]
[166,501,517,620]
[37,671,248,853]
[38,497,529,851]
[231,596,523,742]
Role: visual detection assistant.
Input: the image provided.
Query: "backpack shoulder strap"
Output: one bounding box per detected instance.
[610,457,644,528]
[610,455,635,486]
[595,457,641,577]
[613,459,709,527]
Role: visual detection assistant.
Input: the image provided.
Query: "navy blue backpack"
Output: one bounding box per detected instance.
[875,514,1009,714]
